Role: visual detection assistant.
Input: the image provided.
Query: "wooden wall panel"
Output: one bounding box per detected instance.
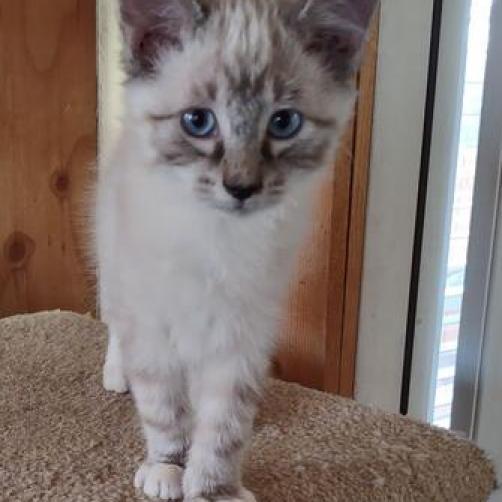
[277,128,354,390]
[0,0,97,317]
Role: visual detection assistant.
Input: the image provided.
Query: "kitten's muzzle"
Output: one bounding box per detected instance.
[223,181,263,202]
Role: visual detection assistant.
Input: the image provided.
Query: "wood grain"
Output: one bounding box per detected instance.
[324,124,354,393]
[277,128,354,391]
[277,162,341,390]
[0,0,97,317]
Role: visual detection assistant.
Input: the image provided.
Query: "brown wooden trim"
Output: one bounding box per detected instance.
[338,16,380,398]
[323,125,354,393]
[276,163,344,390]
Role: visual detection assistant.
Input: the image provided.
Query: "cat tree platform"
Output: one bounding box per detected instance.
[0,311,496,501]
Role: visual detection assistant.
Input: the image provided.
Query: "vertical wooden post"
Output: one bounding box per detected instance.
[337,17,380,397]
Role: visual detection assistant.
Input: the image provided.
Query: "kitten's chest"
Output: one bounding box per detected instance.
[123,208,286,317]
[122,226,283,360]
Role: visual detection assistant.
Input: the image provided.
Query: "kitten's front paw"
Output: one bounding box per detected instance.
[103,363,129,393]
[188,488,256,502]
[134,462,184,500]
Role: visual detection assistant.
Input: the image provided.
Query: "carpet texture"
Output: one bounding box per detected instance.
[0,311,496,501]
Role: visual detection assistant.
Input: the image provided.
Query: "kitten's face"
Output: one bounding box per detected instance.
[122,0,377,214]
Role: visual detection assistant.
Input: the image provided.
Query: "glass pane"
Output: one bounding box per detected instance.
[431,0,493,428]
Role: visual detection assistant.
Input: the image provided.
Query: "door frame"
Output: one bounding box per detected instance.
[407,0,472,422]
[355,0,435,412]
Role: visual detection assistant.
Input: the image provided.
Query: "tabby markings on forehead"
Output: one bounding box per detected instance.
[224,66,269,103]
[227,92,265,141]
[205,80,218,101]
[273,75,303,102]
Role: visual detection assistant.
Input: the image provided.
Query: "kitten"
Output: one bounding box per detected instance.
[95,0,377,500]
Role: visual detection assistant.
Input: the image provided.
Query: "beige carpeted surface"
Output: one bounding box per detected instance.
[0,311,496,501]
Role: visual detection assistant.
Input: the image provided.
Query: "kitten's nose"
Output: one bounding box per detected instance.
[223,182,262,201]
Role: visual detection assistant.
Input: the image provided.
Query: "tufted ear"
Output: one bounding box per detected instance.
[119,0,207,77]
[285,0,379,80]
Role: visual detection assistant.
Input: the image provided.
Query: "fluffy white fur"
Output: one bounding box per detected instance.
[95,1,375,500]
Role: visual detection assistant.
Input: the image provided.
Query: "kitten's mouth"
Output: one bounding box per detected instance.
[201,193,281,215]
[223,199,281,216]
[225,200,253,215]
[212,199,259,216]
[233,200,247,212]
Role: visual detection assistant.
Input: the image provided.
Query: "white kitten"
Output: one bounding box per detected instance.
[95,1,377,500]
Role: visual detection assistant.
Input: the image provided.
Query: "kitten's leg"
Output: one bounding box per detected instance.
[184,361,261,502]
[99,267,129,393]
[103,326,129,393]
[132,369,190,501]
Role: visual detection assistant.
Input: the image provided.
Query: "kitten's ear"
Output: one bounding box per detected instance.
[120,0,207,77]
[287,0,379,80]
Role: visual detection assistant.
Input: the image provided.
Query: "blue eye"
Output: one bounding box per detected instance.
[181,109,217,138]
[268,109,303,140]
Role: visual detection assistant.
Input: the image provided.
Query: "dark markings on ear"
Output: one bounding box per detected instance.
[193,0,214,22]
[283,0,379,81]
[120,0,211,78]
